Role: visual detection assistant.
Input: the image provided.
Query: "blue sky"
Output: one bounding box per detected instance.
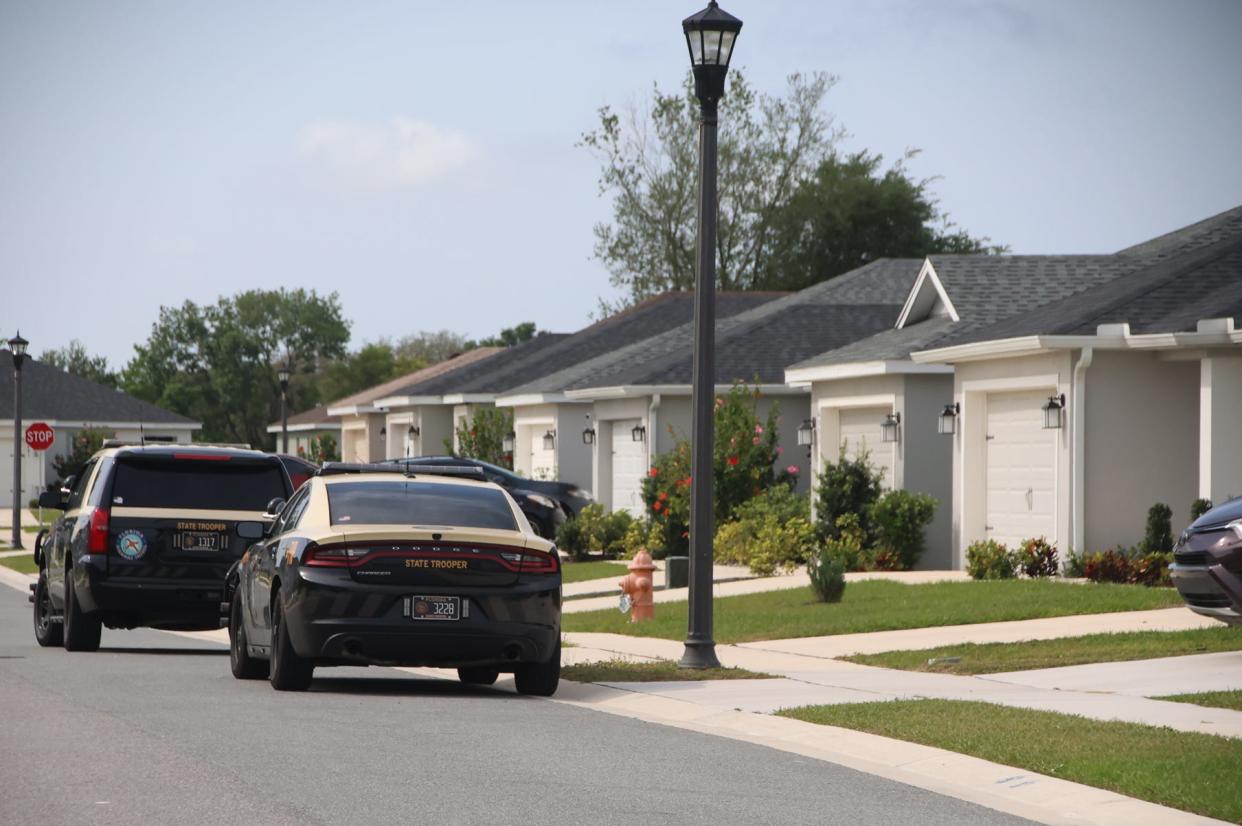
[2,0,1240,366]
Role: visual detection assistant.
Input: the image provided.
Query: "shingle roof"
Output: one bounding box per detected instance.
[549,258,922,391]
[383,333,572,397]
[0,352,197,425]
[268,404,339,429]
[327,347,503,410]
[1114,205,1242,260]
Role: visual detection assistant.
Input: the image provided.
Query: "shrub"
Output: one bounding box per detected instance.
[53,428,113,484]
[1142,502,1173,553]
[1131,551,1173,588]
[869,489,937,570]
[714,513,817,576]
[814,446,883,543]
[450,407,514,469]
[1191,498,1213,521]
[1016,537,1058,578]
[1081,547,1135,584]
[827,513,872,571]
[620,519,665,560]
[808,546,847,603]
[1063,547,1086,578]
[555,504,634,561]
[965,539,1016,580]
[733,482,809,524]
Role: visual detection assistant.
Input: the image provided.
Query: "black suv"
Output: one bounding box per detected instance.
[31,444,292,650]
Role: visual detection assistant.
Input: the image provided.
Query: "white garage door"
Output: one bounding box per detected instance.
[985,390,1057,548]
[611,419,646,515]
[529,428,557,481]
[838,406,895,489]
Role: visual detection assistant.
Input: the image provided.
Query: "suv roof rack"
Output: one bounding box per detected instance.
[101,440,252,450]
[318,462,486,481]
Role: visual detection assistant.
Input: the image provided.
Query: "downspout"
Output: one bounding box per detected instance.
[647,394,662,470]
[1072,347,1093,556]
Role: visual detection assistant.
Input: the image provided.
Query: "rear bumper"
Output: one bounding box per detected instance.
[285,568,561,668]
[76,558,225,630]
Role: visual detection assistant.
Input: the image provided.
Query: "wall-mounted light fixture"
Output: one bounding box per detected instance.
[938,402,959,436]
[631,423,647,443]
[582,427,596,445]
[502,431,516,453]
[408,424,419,438]
[880,412,901,443]
[796,418,815,458]
[542,430,556,450]
[1042,393,1066,430]
[379,426,387,440]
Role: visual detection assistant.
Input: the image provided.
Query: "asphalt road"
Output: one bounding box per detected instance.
[0,583,1031,825]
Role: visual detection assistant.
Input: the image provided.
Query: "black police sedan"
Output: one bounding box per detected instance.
[224,464,562,693]
[390,455,592,539]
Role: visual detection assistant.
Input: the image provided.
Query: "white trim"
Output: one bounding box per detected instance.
[959,373,1062,395]
[494,392,574,408]
[265,422,341,434]
[369,395,442,409]
[564,383,808,401]
[817,393,897,412]
[785,359,953,385]
[440,393,495,405]
[0,419,199,431]
[896,259,959,329]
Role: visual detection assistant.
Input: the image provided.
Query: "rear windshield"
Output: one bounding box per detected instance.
[112,460,288,511]
[327,481,517,531]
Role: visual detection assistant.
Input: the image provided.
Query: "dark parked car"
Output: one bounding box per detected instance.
[389,456,593,539]
[224,463,561,693]
[275,453,318,490]
[1171,496,1242,626]
[31,444,292,650]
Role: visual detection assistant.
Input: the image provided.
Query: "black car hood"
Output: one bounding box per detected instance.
[1190,496,1242,532]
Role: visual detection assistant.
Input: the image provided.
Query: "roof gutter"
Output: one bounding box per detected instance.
[647,393,661,469]
[1071,347,1093,557]
[784,359,954,386]
[564,383,808,401]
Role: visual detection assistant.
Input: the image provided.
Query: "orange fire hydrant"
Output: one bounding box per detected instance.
[618,550,656,623]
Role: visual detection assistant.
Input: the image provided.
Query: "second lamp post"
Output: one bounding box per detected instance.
[278,365,291,454]
[678,1,741,670]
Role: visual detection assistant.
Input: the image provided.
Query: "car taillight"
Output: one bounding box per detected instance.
[499,550,559,574]
[88,508,110,554]
[304,545,372,567]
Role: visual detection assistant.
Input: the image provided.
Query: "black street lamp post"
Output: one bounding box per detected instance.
[9,333,29,551]
[277,365,291,454]
[678,1,741,670]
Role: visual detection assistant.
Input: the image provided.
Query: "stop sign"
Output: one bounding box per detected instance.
[25,422,55,452]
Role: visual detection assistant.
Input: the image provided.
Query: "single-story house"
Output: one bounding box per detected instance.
[494,292,784,490]
[910,206,1242,565]
[325,348,502,463]
[1,351,199,508]
[548,260,925,515]
[265,405,340,458]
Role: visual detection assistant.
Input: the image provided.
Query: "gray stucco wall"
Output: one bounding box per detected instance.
[900,373,955,569]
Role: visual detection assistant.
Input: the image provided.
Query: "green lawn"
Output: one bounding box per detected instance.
[0,555,38,575]
[845,627,1242,674]
[561,658,772,682]
[561,579,1182,644]
[779,699,1242,823]
[561,560,630,585]
[1158,690,1242,713]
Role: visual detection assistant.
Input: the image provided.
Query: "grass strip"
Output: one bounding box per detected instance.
[562,658,772,682]
[560,560,630,585]
[844,627,1242,674]
[562,579,1181,644]
[0,555,38,575]
[1157,690,1242,713]
[779,699,1242,823]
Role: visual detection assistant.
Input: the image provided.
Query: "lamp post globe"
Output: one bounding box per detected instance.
[679,1,740,671]
[9,332,29,550]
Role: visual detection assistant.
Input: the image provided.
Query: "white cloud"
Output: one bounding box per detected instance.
[297,118,480,191]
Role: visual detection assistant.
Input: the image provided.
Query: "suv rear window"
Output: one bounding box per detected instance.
[327,481,517,531]
[112,460,287,510]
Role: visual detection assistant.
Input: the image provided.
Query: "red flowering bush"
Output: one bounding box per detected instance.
[642,382,793,557]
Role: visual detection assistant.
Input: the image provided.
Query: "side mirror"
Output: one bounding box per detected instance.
[236,521,265,540]
[38,490,66,510]
[264,497,286,518]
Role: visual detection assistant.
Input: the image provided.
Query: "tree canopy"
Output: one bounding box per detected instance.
[582,70,1000,307]
[40,340,119,388]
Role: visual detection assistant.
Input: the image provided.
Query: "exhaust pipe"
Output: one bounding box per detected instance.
[503,644,521,661]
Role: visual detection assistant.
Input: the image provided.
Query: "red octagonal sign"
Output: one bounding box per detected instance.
[25,422,55,452]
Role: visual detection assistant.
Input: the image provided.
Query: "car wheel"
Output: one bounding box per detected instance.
[62,568,101,652]
[33,571,63,648]
[229,596,268,680]
[514,641,560,697]
[457,667,500,686]
[269,597,313,691]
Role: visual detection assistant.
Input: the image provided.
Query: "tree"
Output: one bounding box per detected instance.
[470,322,538,349]
[313,341,425,405]
[582,71,840,308]
[450,407,513,469]
[52,428,114,485]
[582,71,999,307]
[756,150,1004,290]
[121,289,350,447]
[39,341,118,388]
[394,330,472,365]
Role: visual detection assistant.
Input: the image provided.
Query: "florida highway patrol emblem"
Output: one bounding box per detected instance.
[116,529,148,561]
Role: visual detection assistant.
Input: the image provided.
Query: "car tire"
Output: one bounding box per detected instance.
[269,597,313,691]
[514,641,560,697]
[229,596,268,680]
[457,667,500,686]
[62,568,101,652]
[33,571,63,648]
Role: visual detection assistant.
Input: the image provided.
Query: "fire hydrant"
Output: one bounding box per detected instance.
[618,550,656,623]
